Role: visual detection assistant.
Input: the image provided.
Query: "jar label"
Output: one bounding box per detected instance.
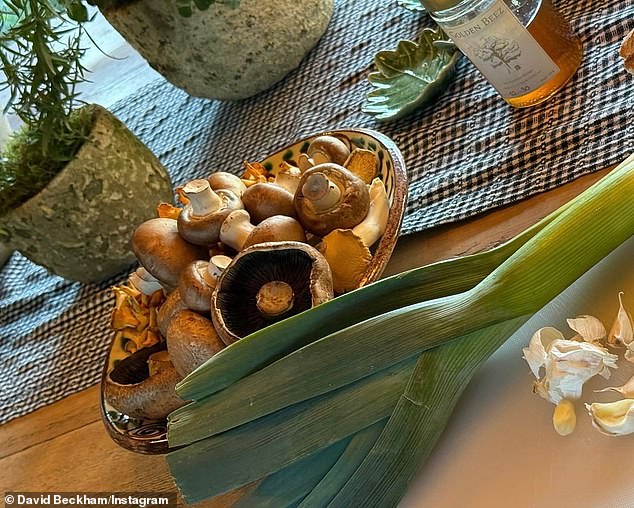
[444,0,559,98]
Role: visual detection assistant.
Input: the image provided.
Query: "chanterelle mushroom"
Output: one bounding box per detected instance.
[211,241,334,345]
[177,179,243,246]
[132,217,208,289]
[319,178,389,293]
[294,163,370,237]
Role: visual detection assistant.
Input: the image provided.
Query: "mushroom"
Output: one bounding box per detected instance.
[177,179,243,246]
[344,148,379,184]
[165,310,226,377]
[211,241,334,344]
[157,289,187,338]
[273,163,302,195]
[178,255,232,313]
[241,182,296,224]
[132,217,209,289]
[103,342,185,420]
[207,171,247,198]
[306,135,351,167]
[319,178,390,293]
[219,210,307,251]
[129,266,164,295]
[294,163,370,237]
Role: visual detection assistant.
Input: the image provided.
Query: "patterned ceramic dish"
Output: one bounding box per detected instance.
[100,128,408,454]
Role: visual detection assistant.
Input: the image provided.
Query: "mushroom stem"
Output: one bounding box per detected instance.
[256,281,295,318]
[352,178,390,247]
[129,267,164,295]
[301,172,342,212]
[219,210,255,251]
[182,179,223,217]
[206,255,232,285]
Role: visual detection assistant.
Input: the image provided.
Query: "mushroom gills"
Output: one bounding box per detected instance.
[215,249,319,339]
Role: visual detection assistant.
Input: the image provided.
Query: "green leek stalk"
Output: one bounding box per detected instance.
[168,357,416,503]
[169,154,634,448]
[328,315,531,507]
[167,154,634,505]
[232,437,351,508]
[176,203,566,402]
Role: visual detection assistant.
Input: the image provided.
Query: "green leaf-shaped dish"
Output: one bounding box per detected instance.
[362,27,461,122]
[396,0,426,12]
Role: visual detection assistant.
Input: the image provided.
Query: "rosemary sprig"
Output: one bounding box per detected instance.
[0,0,92,216]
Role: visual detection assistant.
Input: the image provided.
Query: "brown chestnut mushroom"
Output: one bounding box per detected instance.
[211,241,334,345]
[241,182,296,224]
[294,163,370,237]
[177,179,243,246]
[132,218,209,289]
[207,171,247,198]
[104,342,185,420]
[297,135,351,171]
[219,210,307,251]
[178,255,232,314]
[157,289,186,338]
[165,310,226,377]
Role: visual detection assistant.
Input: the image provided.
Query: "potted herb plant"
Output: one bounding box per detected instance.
[89,0,334,100]
[0,0,173,282]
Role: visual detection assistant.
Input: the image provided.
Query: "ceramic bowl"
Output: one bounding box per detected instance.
[100,128,408,454]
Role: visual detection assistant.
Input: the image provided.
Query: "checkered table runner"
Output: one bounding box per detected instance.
[1,0,632,423]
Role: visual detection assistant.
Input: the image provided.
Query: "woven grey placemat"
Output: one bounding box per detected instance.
[1,0,632,424]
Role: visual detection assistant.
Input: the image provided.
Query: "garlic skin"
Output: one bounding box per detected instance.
[523,328,618,404]
[522,327,564,379]
[607,292,634,361]
[595,373,634,398]
[585,399,634,436]
[566,315,606,345]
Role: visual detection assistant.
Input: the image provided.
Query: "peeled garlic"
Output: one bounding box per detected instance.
[553,399,577,436]
[523,328,618,405]
[586,399,634,436]
[567,315,606,345]
[607,293,634,361]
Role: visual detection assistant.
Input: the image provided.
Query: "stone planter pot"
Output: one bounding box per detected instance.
[100,0,334,100]
[0,104,173,283]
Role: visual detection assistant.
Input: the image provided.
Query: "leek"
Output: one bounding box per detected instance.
[168,357,416,503]
[169,155,634,447]
[329,315,530,507]
[167,154,634,505]
[176,201,566,401]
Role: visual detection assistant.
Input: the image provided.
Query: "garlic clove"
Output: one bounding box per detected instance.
[607,292,634,353]
[596,373,634,398]
[522,326,564,378]
[566,315,606,345]
[553,399,576,436]
[586,399,634,436]
[531,339,618,404]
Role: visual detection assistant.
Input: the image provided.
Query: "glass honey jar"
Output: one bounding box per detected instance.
[421,0,583,107]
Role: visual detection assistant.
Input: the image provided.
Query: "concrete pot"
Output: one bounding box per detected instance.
[0,104,173,283]
[100,0,334,100]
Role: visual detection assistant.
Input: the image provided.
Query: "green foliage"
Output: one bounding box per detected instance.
[0,0,92,215]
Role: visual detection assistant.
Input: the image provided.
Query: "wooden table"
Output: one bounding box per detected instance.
[0,164,615,507]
